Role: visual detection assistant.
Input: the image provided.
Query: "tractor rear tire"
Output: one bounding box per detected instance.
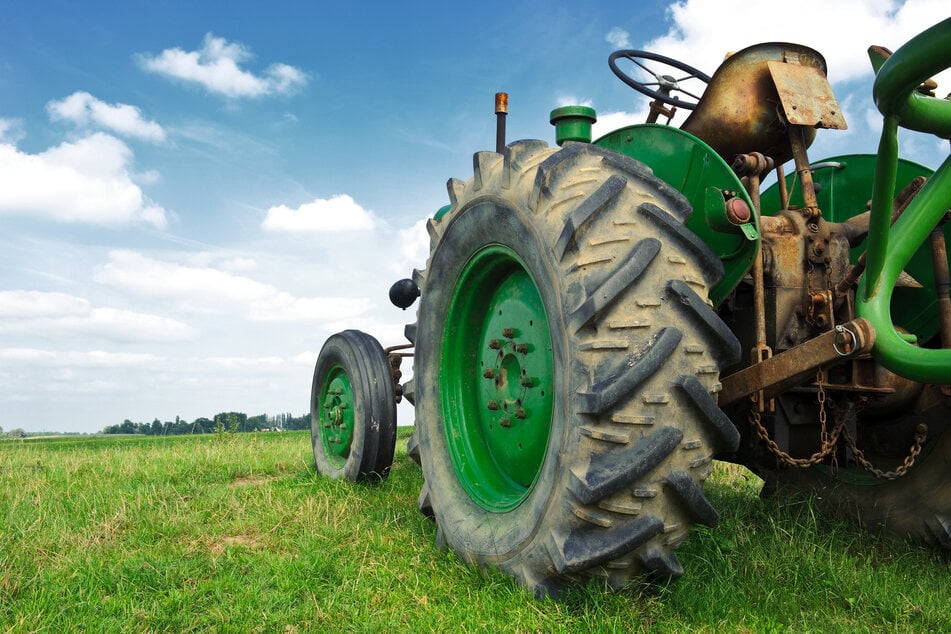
[765,407,951,549]
[408,141,741,597]
[311,330,397,482]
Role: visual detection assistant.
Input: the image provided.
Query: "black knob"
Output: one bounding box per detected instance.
[389,278,420,310]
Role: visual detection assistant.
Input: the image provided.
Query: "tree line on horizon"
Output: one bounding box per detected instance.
[99,412,310,435]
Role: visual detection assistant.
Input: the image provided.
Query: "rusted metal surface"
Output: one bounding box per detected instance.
[682,43,828,164]
[384,343,414,404]
[789,125,821,221]
[733,152,774,410]
[767,60,847,129]
[495,92,508,154]
[718,318,876,407]
[929,221,951,348]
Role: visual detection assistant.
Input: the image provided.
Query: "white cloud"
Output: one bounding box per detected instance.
[0,290,89,318]
[397,218,431,272]
[136,33,308,98]
[646,0,950,85]
[0,290,195,342]
[0,118,25,143]
[94,250,373,322]
[262,194,381,232]
[0,133,168,228]
[47,92,166,143]
[606,27,631,50]
[592,111,650,140]
[0,348,163,367]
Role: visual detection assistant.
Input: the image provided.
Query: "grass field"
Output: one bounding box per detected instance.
[2,429,948,632]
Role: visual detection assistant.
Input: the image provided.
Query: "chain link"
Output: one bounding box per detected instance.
[840,421,928,480]
[748,370,927,479]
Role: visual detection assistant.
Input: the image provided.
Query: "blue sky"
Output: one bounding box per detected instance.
[1,0,948,433]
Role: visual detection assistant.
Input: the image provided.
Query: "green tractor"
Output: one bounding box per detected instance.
[310,19,951,597]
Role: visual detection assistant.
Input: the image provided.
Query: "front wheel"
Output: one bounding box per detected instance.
[409,141,742,597]
[311,330,397,482]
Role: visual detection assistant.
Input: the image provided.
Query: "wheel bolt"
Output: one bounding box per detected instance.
[487,400,499,411]
[515,408,526,419]
[499,417,511,428]
[516,344,529,354]
[483,368,496,379]
[502,328,515,338]
[520,376,533,388]
[488,339,500,350]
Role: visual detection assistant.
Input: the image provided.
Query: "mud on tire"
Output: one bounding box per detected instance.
[406,141,742,597]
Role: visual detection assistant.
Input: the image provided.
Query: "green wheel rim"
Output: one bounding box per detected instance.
[442,245,554,512]
[318,365,355,468]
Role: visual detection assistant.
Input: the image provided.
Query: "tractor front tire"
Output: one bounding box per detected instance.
[311,329,397,482]
[408,141,741,597]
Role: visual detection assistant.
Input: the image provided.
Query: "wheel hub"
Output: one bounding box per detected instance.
[319,371,354,466]
[442,245,554,512]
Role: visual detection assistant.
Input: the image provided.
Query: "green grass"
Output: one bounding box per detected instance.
[1,429,948,632]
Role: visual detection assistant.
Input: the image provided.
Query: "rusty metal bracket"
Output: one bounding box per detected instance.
[384,343,414,404]
[719,318,876,407]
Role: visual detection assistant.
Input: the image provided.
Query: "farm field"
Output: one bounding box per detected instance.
[2,429,948,632]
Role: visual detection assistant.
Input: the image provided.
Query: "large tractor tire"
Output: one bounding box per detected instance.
[765,400,951,549]
[406,141,742,597]
[311,329,397,482]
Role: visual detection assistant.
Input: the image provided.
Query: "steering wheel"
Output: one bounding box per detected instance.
[608,50,711,110]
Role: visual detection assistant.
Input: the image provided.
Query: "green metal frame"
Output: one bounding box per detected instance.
[857,17,951,383]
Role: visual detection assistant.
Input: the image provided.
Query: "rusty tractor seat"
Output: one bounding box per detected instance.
[681,42,846,165]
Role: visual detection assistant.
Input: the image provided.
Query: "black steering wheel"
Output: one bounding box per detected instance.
[608,50,711,110]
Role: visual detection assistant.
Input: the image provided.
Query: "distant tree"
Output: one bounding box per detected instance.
[285,413,309,431]
[213,412,247,434]
[150,419,163,435]
[248,414,267,431]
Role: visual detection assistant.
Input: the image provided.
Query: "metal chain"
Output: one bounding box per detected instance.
[749,408,846,467]
[748,370,846,467]
[749,369,928,479]
[840,421,929,480]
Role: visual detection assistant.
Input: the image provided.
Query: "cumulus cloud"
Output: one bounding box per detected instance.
[592,111,651,139]
[94,250,373,322]
[262,194,381,232]
[0,348,163,367]
[606,27,631,50]
[397,218,431,271]
[0,118,25,143]
[47,92,166,142]
[645,0,950,85]
[0,133,167,227]
[136,33,308,98]
[0,290,195,342]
